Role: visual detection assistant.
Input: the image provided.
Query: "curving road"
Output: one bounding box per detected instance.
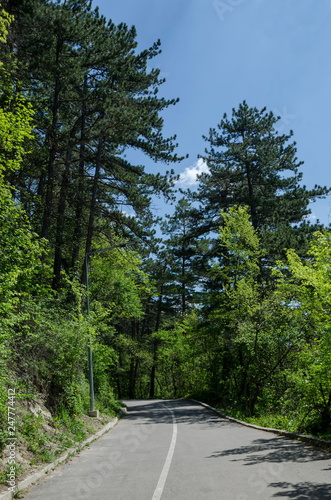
[21,399,331,499]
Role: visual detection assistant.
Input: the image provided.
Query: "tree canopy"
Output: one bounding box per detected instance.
[192,101,328,261]
[1,2,331,464]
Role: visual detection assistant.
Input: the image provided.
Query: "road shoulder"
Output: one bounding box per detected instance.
[0,411,126,500]
[192,399,331,451]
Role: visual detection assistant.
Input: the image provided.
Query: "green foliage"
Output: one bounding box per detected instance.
[161,198,206,313]
[190,101,328,269]
[84,244,155,400]
[0,7,33,176]
[53,408,87,445]
[153,312,209,397]
[9,294,91,413]
[274,231,331,432]
[0,8,42,322]
[20,413,54,463]
[89,245,152,320]
[200,206,299,414]
[0,100,33,175]
[0,9,50,450]
[219,205,263,282]
[6,0,182,281]
[0,463,24,486]
[0,385,8,451]
[0,7,12,43]
[0,187,49,314]
[197,221,331,436]
[91,343,120,413]
[1,1,330,446]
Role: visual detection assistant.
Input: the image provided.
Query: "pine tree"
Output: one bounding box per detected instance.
[7,0,183,288]
[193,101,328,262]
[161,198,208,313]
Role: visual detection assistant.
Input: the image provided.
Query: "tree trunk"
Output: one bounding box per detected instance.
[71,79,87,272]
[149,344,157,398]
[244,159,258,229]
[41,38,62,239]
[149,285,163,398]
[81,137,103,285]
[52,119,84,288]
[52,148,71,288]
[181,251,186,313]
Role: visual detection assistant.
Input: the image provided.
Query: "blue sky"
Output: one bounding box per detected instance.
[96,0,331,225]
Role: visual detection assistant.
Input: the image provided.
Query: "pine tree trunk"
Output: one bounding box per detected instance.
[71,80,87,272]
[41,39,62,239]
[52,149,71,288]
[181,252,186,313]
[149,345,157,398]
[81,137,103,285]
[244,159,258,229]
[149,287,163,398]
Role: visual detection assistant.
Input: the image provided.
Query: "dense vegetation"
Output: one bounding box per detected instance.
[1,0,331,464]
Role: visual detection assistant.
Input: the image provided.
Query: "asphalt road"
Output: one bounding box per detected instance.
[21,399,331,500]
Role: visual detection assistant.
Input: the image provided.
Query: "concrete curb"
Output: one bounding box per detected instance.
[191,399,331,451]
[0,409,127,500]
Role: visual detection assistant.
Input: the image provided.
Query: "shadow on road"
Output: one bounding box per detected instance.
[121,400,331,499]
[207,437,330,464]
[124,399,231,428]
[208,437,331,499]
[270,481,331,499]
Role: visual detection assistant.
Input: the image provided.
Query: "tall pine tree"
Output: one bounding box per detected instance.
[192,101,328,263]
[6,0,183,288]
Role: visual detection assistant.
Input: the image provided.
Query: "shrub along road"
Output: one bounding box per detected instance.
[20,400,331,500]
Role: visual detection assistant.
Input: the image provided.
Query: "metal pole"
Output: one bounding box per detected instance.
[85,253,95,413]
[85,242,131,415]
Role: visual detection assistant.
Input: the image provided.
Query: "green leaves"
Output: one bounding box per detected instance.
[0,10,33,176]
[0,99,33,175]
[194,101,328,264]
[88,244,152,320]
[274,231,331,431]
[201,206,300,414]
[8,0,182,268]
[219,205,262,281]
[0,183,49,314]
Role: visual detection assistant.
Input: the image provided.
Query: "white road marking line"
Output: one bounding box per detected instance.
[151,405,178,500]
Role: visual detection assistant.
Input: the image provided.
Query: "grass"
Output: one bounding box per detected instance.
[0,403,114,487]
[216,407,331,442]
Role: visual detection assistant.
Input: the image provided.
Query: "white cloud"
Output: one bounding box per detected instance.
[121,209,136,218]
[177,159,210,187]
[304,213,317,222]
